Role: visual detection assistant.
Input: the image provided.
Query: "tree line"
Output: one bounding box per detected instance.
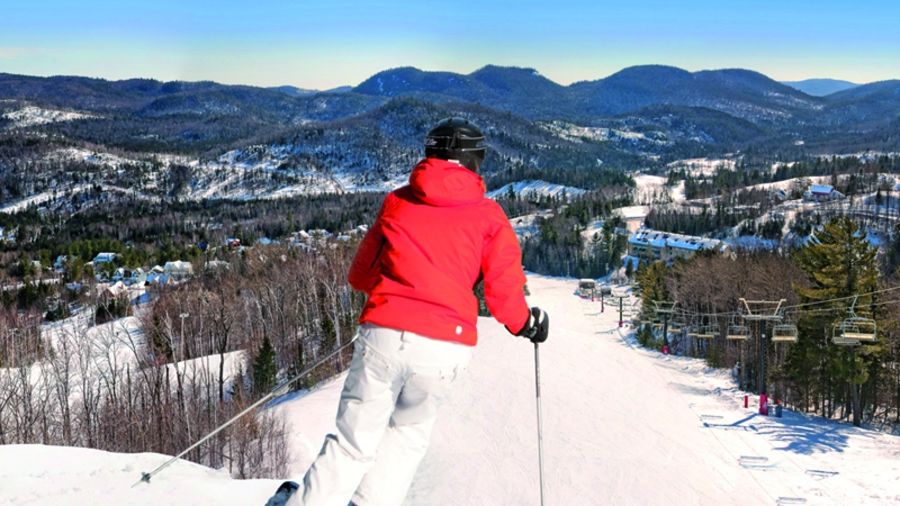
[634,217,900,428]
[0,241,363,478]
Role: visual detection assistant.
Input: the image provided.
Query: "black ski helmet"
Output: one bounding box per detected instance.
[424,117,486,172]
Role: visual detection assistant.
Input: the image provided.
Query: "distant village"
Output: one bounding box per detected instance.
[621,179,873,270]
[16,225,369,317]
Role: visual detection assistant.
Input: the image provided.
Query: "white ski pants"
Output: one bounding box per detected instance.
[294,323,472,506]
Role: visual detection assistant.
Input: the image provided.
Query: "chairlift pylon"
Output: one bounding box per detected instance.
[738,298,786,321]
[652,300,678,315]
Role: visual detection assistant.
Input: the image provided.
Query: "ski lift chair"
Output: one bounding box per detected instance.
[831,295,877,344]
[832,322,861,346]
[838,317,877,342]
[832,335,862,346]
[697,324,717,339]
[771,324,799,343]
[832,320,874,346]
[687,325,701,338]
[726,324,750,340]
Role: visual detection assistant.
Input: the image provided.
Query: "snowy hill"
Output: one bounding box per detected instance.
[486,180,587,200]
[2,105,97,128]
[0,445,279,505]
[782,79,860,97]
[2,275,899,505]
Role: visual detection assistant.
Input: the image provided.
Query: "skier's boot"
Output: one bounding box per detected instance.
[264,480,299,506]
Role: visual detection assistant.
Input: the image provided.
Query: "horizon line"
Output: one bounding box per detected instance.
[1,64,890,92]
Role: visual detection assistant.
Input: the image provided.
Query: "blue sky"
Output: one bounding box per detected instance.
[1,0,898,89]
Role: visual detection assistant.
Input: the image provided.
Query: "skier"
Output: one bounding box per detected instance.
[269,117,549,506]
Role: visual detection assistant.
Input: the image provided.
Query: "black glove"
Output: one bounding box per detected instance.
[517,307,549,343]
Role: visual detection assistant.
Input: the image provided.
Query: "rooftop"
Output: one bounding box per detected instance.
[629,228,722,252]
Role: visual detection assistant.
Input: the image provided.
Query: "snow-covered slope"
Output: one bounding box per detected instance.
[486,180,587,200]
[0,445,278,505]
[632,174,685,205]
[2,106,97,128]
[2,275,898,505]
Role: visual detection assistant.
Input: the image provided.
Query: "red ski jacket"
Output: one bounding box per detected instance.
[348,157,529,346]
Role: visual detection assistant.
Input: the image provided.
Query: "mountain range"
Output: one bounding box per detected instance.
[1,64,899,208]
[356,65,824,124]
[781,78,859,97]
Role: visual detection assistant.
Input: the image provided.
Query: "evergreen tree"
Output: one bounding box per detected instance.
[791,217,879,426]
[252,335,277,395]
[636,261,670,330]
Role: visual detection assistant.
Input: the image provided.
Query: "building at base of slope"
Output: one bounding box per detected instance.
[628,228,728,266]
[802,184,845,202]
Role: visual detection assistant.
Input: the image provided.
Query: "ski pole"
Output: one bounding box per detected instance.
[132,336,358,488]
[534,342,546,506]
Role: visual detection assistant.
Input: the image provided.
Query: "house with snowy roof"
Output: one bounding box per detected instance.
[628,228,726,265]
[53,255,69,272]
[96,281,128,303]
[93,252,117,264]
[163,261,193,280]
[803,184,844,202]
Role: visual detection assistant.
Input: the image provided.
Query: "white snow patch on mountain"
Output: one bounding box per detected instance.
[0,182,159,214]
[486,180,586,200]
[3,276,898,505]
[632,174,684,205]
[182,146,407,201]
[667,157,736,176]
[2,106,97,128]
[614,205,651,220]
[0,184,91,213]
[540,120,668,145]
[508,209,555,238]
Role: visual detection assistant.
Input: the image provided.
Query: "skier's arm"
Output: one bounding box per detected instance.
[348,201,388,293]
[481,216,530,335]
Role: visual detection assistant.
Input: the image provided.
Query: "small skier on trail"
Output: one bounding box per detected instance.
[270,117,549,506]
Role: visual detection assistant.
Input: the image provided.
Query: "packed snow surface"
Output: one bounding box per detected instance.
[2,275,899,505]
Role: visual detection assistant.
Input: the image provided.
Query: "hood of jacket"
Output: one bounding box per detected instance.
[408,157,486,207]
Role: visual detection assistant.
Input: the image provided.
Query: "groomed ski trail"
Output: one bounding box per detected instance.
[1,275,897,505]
